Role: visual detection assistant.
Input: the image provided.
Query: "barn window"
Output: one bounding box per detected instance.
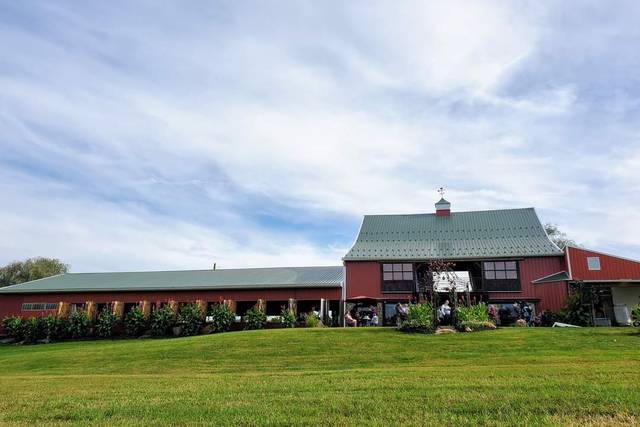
[484,261,518,280]
[21,303,57,311]
[382,263,413,281]
[381,263,414,293]
[482,261,520,291]
[587,257,601,271]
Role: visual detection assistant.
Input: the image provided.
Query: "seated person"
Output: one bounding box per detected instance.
[371,313,379,326]
[344,311,357,327]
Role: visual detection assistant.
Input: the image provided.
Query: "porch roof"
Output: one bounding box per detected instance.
[532,271,571,284]
[0,266,344,294]
[344,208,562,261]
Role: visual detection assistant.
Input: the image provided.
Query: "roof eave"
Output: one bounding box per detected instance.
[0,283,343,294]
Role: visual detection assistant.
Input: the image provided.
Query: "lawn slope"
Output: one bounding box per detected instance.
[0,328,638,426]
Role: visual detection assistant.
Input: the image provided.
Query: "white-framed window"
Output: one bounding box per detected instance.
[587,257,601,271]
[21,303,57,311]
[382,263,413,281]
[484,261,518,280]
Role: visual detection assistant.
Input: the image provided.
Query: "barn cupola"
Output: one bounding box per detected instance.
[435,197,451,216]
[435,187,451,217]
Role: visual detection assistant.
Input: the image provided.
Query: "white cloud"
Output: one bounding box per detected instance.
[1,1,640,270]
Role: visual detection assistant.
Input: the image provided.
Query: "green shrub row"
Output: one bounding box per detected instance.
[2,312,90,343]
[1,303,212,344]
[3,304,320,344]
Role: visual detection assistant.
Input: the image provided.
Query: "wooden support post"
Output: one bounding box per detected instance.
[112,301,124,320]
[288,298,297,316]
[85,301,97,322]
[256,299,266,312]
[223,299,236,313]
[56,302,69,319]
[168,300,178,320]
[196,299,207,317]
[140,300,151,319]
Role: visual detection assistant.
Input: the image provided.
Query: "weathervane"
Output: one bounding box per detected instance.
[438,187,446,198]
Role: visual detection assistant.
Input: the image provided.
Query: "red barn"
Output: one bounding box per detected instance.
[0,267,344,325]
[532,246,640,325]
[342,198,568,325]
[2,197,640,328]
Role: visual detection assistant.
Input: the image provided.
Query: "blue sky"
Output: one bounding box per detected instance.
[1,1,640,271]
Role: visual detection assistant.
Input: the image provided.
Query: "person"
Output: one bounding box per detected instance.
[487,304,497,322]
[533,314,542,327]
[512,303,521,320]
[439,300,451,325]
[522,303,533,326]
[371,312,379,326]
[395,303,406,326]
[344,311,357,327]
[498,305,511,326]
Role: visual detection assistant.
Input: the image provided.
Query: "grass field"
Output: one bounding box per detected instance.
[0,327,639,426]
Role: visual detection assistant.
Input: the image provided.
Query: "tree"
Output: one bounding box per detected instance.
[0,257,69,287]
[544,223,578,249]
[417,260,461,327]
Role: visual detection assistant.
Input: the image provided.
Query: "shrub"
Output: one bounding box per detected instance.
[125,306,148,337]
[2,316,24,341]
[97,309,119,338]
[559,294,592,326]
[23,317,46,343]
[631,304,640,321]
[150,305,175,337]
[457,304,489,323]
[67,311,90,339]
[209,304,235,333]
[178,303,204,336]
[42,315,68,341]
[304,312,322,328]
[280,308,296,328]
[540,310,559,327]
[245,306,266,330]
[399,303,434,333]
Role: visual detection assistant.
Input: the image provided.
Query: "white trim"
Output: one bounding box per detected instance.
[566,246,573,280]
[565,244,640,265]
[577,279,640,284]
[536,209,564,253]
[342,215,366,261]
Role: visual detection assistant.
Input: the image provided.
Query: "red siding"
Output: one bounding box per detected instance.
[485,256,567,311]
[345,262,411,300]
[567,246,640,281]
[345,257,566,309]
[521,256,567,311]
[0,287,341,320]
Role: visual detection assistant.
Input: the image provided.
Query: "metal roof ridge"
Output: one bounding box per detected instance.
[361,207,536,217]
[60,265,344,275]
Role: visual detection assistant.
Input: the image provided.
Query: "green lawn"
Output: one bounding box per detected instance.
[0,328,638,426]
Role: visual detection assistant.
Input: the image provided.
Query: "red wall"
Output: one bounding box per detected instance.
[345,257,567,311]
[345,262,411,300]
[567,246,640,281]
[491,256,567,311]
[0,287,341,319]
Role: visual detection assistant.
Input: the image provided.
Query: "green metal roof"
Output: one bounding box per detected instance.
[0,266,344,294]
[344,208,562,261]
[531,271,570,284]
